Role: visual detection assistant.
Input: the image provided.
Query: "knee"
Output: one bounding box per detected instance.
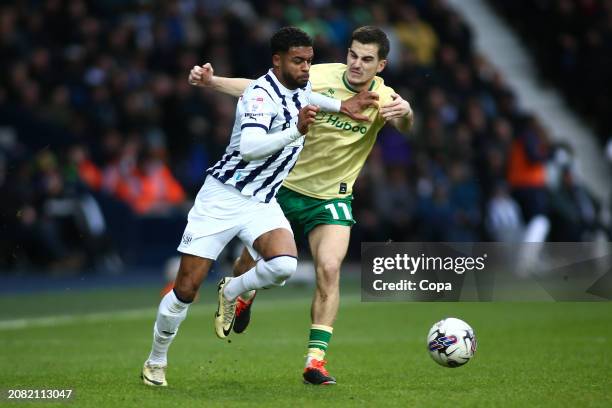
[317,259,341,286]
[266,255,297,285]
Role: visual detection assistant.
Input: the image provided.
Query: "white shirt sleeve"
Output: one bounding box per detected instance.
[239,87,301,161]
[308,92,341,113]
[240,125,301,161]
[239,87,277,133]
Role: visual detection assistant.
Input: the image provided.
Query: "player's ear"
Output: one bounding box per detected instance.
[272,54,281,69]
[376,59,387,74]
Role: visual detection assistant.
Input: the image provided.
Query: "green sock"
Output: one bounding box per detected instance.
[307,324,333,359]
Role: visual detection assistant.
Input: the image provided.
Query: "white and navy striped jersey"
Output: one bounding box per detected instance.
[206,69,312,203]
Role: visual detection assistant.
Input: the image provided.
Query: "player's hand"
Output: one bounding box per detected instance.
[188,63,214,87]
[340,91,379,122]
[380,93,413,122]
[297,105,319,135]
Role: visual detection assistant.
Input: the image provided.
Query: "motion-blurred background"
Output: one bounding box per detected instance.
[1,0,611,287]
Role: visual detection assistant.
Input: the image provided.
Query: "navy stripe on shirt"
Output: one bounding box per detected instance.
[218,159,249,183]
[265,74,292,128]
[235,149,284,191]
[252,146,300,200]
[292,93,302,110]
[241,123,269,131]
[206,151,239,175]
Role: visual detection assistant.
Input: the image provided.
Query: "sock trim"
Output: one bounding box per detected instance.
[172,288,193,304]
[263,254,298,262]
[311,324,333,333]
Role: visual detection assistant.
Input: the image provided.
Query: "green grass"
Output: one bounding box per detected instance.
[1,284,611,407]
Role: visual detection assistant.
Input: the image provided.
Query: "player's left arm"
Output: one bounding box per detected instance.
[379,92,414,134]
[309,90,378,122]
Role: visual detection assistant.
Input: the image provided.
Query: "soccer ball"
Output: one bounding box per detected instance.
[427,317,476,368]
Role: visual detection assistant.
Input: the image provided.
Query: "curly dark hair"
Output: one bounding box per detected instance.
[270,27,313,55]
[351,26,390,60]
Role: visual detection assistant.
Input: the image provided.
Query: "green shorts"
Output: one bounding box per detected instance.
[276,186,355,236]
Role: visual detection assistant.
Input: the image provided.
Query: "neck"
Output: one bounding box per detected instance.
[272,67,296,90]
[343,71,374,93]
[353,81,372,92]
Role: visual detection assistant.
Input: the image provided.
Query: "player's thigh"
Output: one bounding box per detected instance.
[252,228,297,259]
[308,224,351,281]
[239,202,297,260]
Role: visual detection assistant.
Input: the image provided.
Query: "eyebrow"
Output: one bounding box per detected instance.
[349,48,375,60]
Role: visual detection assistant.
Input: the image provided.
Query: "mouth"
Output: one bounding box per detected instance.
[349,69,361,75]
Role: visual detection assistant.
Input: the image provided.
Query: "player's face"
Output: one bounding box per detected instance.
[275,46,314,89]
[345,41,387,88]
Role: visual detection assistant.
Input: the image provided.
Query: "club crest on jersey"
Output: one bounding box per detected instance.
[248,97,264,113]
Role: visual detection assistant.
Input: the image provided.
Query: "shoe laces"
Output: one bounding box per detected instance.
[146,363,166,380]
[223,297,236,325]
[308,359,329,376]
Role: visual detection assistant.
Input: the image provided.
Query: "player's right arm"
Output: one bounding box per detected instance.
[189,63,250,97]
[189,63,377,122]
[239,88,318,161]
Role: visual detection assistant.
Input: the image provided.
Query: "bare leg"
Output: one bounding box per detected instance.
[174,254,215,302]
[251,227,297,259]
[233,247,256,277]
[308,225,350,326]
[145,253,214,377]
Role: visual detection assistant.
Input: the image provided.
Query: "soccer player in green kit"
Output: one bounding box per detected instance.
[189,26,413,385]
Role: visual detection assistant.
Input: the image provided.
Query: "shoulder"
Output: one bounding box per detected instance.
[242,83,278,113]
[311,63,346,80]
[243,78,278,103]
[373,77,397,105]
[245,76,277,101]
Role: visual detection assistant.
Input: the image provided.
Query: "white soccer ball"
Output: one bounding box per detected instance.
[427,317,476,367]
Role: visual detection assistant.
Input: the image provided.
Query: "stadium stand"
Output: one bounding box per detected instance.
[489,0,612,144]
[0,0,609,272]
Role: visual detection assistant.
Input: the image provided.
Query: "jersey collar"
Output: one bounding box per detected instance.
[267,69,304,94]
[342,71,376,93]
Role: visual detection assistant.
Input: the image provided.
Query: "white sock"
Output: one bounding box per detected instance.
[240,290,257,301]
[224,266,263,301]
[223,256,297,301]
[147,290,190,365]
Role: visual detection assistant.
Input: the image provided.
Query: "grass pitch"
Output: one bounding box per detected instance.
[1,283,611,407]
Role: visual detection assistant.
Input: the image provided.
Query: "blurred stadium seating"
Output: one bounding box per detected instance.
[489,0,612,143]
[0,0,610,274]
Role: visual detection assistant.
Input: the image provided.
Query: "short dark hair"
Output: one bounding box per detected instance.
[351,26,390,59]
[270,26,313,55]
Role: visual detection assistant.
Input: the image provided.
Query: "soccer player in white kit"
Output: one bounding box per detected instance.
[141,27,377,387]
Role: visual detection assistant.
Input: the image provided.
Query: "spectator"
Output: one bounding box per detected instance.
[0,0,607,272]
[115,147,186,215]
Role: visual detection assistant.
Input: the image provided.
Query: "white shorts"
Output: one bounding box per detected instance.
[177,175,292,261]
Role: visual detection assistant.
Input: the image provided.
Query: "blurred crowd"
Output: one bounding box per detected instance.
[490,0,612,145]
[0,0,610,272]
